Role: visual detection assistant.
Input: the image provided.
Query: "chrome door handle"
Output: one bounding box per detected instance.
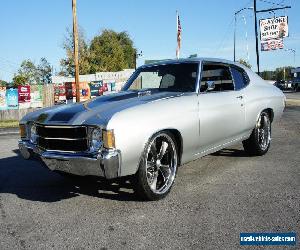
[236,95,243,99]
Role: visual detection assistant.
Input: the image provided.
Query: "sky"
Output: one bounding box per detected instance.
[0,0,299,82]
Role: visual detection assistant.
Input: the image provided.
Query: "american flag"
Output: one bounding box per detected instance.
[176,11,182,59]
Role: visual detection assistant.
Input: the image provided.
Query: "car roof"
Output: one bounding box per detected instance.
[141,57,241,68]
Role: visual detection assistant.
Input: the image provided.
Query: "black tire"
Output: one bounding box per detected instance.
[243,111,271,156]
[132,131,179,201]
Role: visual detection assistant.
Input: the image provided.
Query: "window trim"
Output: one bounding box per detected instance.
[122,61,201,93]
[198,61,235,94]
[229,64,250,91]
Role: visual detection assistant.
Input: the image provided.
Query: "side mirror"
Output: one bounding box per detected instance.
[206,81,215,91]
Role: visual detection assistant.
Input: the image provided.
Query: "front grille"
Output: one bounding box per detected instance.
[36,124,88,152]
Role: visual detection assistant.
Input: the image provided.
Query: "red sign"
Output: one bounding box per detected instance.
[54,83,66,105]
[65,82,76,100]
[64,82,90,102]
[261,38,284,51]
[18,85,30,103]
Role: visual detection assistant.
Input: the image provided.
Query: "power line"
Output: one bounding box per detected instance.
[216,0,254,58]
[214,17,235,56]
[259,0,285,7]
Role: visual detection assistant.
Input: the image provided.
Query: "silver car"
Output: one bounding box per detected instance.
[18,58,285,200]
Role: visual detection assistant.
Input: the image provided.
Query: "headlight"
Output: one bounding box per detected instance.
[90,128,102,151]
[30,124,37,144]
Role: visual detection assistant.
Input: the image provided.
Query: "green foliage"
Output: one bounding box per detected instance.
[60,28,136,75]
[261,66,295,81]
[37,57,52,84]
[238,59,252,69]
[60,27,91,76]
[18,59,38,84]
[12,74,28,86]
[12,58,52,85]
[261,71,275,80]
[0,80,8,86]
[274,67,294,81]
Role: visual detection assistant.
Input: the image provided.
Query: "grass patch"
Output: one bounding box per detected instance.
[0,120,19,128]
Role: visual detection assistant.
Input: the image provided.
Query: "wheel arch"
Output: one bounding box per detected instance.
[142,128,183,168]
[255,108,274,125]
[166,129,183,166]
[262,108,274,123]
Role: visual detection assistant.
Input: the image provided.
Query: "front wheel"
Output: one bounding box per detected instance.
[243,111,271,156]
[132,131,178,201]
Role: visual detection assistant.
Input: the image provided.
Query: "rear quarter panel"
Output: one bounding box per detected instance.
[243,69,285,132]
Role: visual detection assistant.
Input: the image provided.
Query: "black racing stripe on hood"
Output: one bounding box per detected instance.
[87,92,138,108]
[49,104,86,122]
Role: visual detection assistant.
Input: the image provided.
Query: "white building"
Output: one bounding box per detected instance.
[51,69,134,84]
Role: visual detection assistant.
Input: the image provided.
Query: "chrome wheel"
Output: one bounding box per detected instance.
[257,113,271,151]
[145,133,177,195]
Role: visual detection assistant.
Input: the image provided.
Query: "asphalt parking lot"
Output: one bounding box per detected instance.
[0,106,299,249]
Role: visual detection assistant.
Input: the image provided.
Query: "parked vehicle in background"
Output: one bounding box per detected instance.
[291,67,300,92]
[274,80,285,90]
[18,58,285,200]
[292,81,299,92]
[286,81,292,89]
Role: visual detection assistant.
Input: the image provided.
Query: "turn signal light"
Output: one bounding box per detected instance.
[102,129,115,149]
[19,124,26,138]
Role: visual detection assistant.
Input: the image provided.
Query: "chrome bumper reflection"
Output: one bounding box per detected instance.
[18,140,120,179]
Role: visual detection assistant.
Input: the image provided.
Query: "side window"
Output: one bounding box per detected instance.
[129,71,161,90]
[230,66,250,90]
[200,63,234,92]
[160,74,176,89]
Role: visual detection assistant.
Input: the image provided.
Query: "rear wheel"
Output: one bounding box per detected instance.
[243,111,271,156]
[132,131,178,201]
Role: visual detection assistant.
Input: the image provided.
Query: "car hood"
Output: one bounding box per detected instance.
[21,90,183,126]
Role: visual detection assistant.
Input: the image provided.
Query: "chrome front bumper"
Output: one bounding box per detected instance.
[18,140,121,179]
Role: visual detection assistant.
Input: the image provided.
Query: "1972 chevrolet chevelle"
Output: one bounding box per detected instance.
[18,58,285,200]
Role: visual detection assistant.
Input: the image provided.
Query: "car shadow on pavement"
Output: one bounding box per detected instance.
[211,148,248,157]
[0,151,141,203]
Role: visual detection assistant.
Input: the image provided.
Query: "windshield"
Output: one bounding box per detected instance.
[123,63,199,92]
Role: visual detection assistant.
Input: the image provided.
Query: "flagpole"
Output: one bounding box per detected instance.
[176,11,179,59]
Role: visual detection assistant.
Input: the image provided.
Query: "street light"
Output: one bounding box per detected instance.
[234,7,253,62]
[285,49,296,66]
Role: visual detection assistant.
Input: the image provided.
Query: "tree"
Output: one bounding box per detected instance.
[17,59,38,84]
[261,70,275,80]
[12,74,28,86]
[13,58,52,85]
[117,31,136,69]
[59,28,137,75]
[274,66,294,81]
[0,80,8,86]
[60,27,91,76]
[260,67,294,81]
[37,57,52,84]
[238,59,252,69]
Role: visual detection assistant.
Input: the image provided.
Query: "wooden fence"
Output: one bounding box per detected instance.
[0,85,54,121]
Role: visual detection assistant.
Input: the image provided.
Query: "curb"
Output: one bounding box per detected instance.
[286,98,300,106]
[0,128,19,136]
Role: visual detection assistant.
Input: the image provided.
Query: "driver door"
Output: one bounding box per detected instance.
[197,62,245,153]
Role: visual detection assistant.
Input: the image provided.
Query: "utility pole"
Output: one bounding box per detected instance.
[254,0,260,75]
[72,0,80,102]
